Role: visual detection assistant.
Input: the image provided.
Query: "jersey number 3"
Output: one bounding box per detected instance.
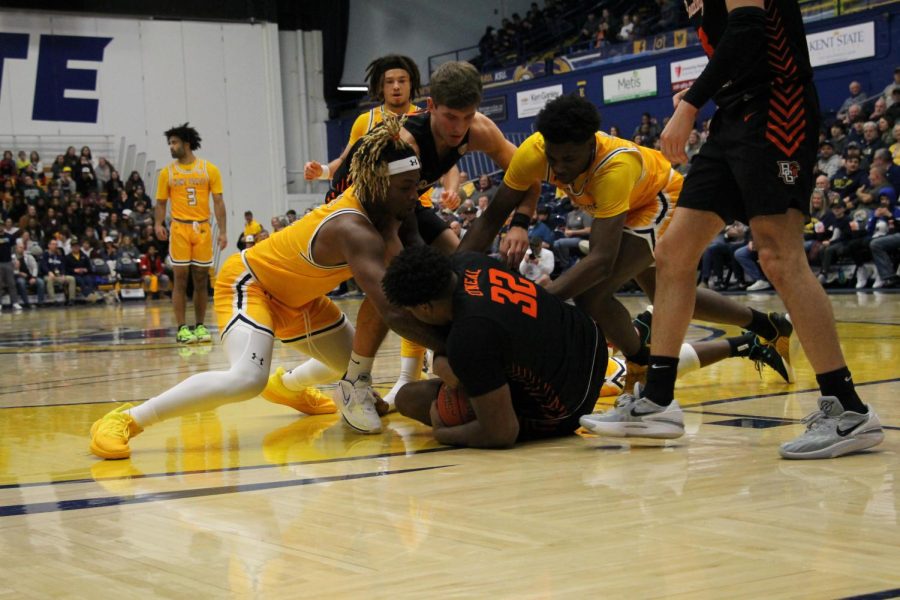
[488,269,537,318]
[186,187,197,206]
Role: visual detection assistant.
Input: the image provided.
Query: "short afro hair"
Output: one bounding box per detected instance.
[382,246,455,307]
[164,123,202,150]
[535,95,600,144]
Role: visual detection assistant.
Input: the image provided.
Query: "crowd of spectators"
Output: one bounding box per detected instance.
[474,0,688,71]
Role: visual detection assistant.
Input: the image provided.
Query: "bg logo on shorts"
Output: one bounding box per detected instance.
[777,161,801,185]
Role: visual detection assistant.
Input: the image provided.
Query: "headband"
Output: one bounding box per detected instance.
[387,155,420,175]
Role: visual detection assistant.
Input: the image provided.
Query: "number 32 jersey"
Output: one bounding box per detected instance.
[156,159,223,222]
[446,252,603,420]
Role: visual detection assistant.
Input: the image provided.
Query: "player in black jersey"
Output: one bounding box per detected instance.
[590,0,883,459]
[329,61,541,433]
[382,246,607,448]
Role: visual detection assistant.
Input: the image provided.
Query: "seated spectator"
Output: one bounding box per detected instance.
[15,150,29,173]
[448,219,463,239]
[115,235,142,280]
[700,221,748,290]
[270,215,289,233]
[519,235,554,286]
[878,116,894,146]
[64,238,96,300]
[285,209,297,223]
[552,207,592,271]
[0,224,23,310]
[131,200,153,230]
[475,194,490,218]
[459,204,478,233]
[734,238,770,291]
[633,113,659,141]
[816,140,842,178]
[579,12,600,43]
[42,238,74,304]
[882,66,900,107]
[124,170,144,196]
[0,150,17,180]
[105,170,125,198]
[860,121,886,165]
[829,121,848,156]
[15,244,46,306]
[528,204,555,247]
[855,165,896,214]
[869,97,888,122]
[95,157,112,190]
[837,80,868,120]
[59,167,77,195]
[831,154,866,200]
[140,245,170,297]
[868,192,900,287]
[872,148,900,191]
[812,200,854,284]
[130,184,152,209]
[75,156,96,196]
[887,88,900,122]
[618,14,634,41]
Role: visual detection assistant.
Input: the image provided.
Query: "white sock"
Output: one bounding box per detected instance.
[677,343,701,376]
[346,351,374,382]
[383,354,425,405]
[282,359,340,390]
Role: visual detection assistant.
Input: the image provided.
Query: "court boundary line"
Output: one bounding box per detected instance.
[0,464,454,517]
[684,408,900,431]
[0,446,458,490]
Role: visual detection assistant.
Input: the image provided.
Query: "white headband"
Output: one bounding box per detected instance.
[387,155,420,175]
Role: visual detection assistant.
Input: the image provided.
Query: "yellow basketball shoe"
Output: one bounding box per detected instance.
[760,312,795,383]
[261,367,337,415]
[623,360,647,396]
[90,404,144,460]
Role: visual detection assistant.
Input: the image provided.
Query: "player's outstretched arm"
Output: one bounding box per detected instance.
[430,384,519,449]
[545,212,627,300]
[457,182,527,255]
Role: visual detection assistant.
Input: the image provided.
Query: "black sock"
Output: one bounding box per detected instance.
[178,323,185,330]
[727,333,755,357]
[194,323,202,328]
[744,308,778,340]
[641,355,679,405]
[816,368,866,413]
[624,344,651,366]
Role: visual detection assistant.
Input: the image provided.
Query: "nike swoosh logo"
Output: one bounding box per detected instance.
[650,365,669,370]
[836,421,863,437]
[631,408,660,418]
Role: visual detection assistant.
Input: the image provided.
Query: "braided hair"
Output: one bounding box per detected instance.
[350,114,416,206]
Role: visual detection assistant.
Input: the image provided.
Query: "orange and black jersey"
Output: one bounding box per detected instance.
[446,252,604,435]
[687,0,813,108]
[327,110,470,201]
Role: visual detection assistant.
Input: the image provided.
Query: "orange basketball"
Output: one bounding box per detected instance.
[436,383,475,426]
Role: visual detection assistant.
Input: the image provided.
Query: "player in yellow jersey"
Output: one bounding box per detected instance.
[155,124,227,345]
[463,95,795,396]
[89,117,447,459]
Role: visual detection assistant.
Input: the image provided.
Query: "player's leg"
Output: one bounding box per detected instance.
[751,211,883,457]
[169,222,195,343]
[395,379,443,426]
[190,224,215,342]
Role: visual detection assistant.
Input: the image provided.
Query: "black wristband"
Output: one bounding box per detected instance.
[509,213,531,230]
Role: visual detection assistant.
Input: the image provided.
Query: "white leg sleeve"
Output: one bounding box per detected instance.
[281,318,355,389]
[127,322,274,428]
[383,354,425,404]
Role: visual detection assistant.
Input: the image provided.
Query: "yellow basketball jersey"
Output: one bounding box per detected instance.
[504,132,674,219]
[348,104,420,148]
[156,159,223,222]
[242,187,368,306]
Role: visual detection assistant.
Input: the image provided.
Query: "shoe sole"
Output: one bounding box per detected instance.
[340,413,382,434]
[89,440,131,460]
[779,429,885,459]
[578,417,684,439]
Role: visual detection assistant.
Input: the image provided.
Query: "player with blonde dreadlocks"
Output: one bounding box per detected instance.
[89,119,447,459]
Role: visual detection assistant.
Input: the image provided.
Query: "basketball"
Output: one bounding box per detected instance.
[435,383,475,426]
[600,356,627,397]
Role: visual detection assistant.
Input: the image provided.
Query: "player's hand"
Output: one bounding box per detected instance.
[671,88,689,110]
[304,161,323,181]
[429,401,446,430]
[660,99,697,165]
[155,224,168,241]
[500,226,529,267]
[217,232,228,250]
[441,189,461,211]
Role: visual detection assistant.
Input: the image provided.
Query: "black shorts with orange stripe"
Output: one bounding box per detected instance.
[679,84,819,224]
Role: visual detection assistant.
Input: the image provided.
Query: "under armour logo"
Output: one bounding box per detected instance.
[777,161,801,185]
[250,352,264,366]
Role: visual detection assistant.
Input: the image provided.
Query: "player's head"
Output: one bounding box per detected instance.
[428,61,482,147]
[535,95,600,184]
[350,114,421,220]
[164,123,201,159]
[383,245,456,325]
[366,54,420,111]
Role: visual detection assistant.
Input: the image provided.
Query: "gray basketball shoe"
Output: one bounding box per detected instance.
[780,397,884,459]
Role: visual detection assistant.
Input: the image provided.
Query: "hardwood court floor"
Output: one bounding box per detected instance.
[1,292,898,598]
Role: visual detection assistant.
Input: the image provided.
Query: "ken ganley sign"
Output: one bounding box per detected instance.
[603,66,657,104]
[806,22,874,68]
[516,84,563,119]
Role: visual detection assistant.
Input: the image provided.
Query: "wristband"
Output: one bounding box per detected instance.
[509,213,531,230]
[318,164,331,180]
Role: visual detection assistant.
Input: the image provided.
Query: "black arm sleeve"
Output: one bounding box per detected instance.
[683,6,767,109]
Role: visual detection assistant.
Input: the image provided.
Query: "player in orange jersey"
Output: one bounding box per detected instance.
[155,124,227,344]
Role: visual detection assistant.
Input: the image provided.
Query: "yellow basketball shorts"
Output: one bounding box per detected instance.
[169,220,213,267]
[623,170,682,254]
[214,254,345,342]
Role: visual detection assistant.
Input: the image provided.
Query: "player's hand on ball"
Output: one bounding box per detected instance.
[429,401,445,429]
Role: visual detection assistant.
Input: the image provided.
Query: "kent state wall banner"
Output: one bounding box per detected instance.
[806,21,875,68]
[669,55,708,92]
[602,66,658,104]
[516,84,563,119]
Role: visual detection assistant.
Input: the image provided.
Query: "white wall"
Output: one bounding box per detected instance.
[342,0,537,85]
[0,11,286,261]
